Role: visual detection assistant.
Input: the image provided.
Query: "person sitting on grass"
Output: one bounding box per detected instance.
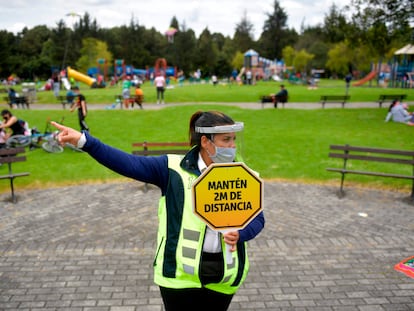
[0,109,28,140]
[385,100,412,124]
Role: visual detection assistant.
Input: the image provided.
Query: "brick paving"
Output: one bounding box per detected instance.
[0,180,413,310]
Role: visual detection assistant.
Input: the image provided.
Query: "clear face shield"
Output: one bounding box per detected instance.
[195,122,245,163]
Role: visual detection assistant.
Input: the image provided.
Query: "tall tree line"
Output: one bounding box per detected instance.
[0,0,411,81]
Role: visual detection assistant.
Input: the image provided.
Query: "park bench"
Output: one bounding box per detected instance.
[0,147,30,203]
[132,141,190,191]
[3,96,30,109]
[326,144,414,199]
[320,95,350,108]
[57,95,76,109]
[378,94,407,108]
[260,94,288,108]
[115,95,144,109]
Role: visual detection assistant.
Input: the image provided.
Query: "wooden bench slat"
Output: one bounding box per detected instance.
[328,153,414,165]
[0,172,30,179]
[132,142,189,147]
[0,147,26,155]
[133,150,188,156]
[0,156,27,164]
[329,145,414,156]
[326,168,414,180]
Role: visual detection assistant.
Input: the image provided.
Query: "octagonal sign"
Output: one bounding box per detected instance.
[192,162,263,230]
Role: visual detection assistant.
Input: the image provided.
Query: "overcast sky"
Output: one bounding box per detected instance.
[1,0,339,39]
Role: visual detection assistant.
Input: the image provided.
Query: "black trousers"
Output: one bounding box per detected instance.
[160,286,233,311]
[77,110,89,132]
[159,252,233,310]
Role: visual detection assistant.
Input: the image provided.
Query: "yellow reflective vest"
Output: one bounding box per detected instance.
[153,154,249,295]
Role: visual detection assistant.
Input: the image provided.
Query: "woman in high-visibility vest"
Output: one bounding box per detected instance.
[51,111,265,311]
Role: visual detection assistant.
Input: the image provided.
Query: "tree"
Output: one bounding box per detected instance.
[0,30,18,77]
[195,28,219,76]
[295,26,328,69]
[76,38,112,73]
[231,51,244,71]
[233,11,255,53]
[326,42,353,77]
[323,4,349,43]
[293,49,314,74]
[282,46,295,66]
[258,0,298,60]
[350,0,414,29]
[172,21,197,74]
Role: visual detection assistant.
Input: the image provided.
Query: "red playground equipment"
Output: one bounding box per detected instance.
[155,58,167,76]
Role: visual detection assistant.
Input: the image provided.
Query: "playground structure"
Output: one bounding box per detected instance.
[241,49,284,83]
[81,57,177,87]
[353,69,378,86]
[392,44,414,88]
[154,58,167,76]
[67,67,96,87]
[97,58,108,83]
[352,44,414,88]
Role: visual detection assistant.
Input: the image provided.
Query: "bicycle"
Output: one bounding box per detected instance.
[5,118,65,153]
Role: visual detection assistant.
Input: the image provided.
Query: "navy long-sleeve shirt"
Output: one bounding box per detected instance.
[82,132,265,242]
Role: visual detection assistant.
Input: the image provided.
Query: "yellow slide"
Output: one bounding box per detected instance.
[67,67,96,87]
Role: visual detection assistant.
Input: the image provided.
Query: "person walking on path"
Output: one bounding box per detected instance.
[70,86,89,132]
[51,110,265,311]
[154,72,166,105]
[52,71,60,98]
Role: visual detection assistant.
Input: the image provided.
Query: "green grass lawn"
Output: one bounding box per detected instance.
[2,104,414,195]
[8,78,413,106]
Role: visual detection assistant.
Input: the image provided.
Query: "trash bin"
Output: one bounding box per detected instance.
[22,82,36,105]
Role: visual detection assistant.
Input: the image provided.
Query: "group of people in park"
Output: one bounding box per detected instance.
[2,103,265,311]
[121,71,166,109]
[4,73,414,310]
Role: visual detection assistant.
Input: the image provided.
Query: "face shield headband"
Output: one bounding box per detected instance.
[195,122,244,134]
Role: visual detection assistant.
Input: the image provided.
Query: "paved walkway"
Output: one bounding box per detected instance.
[0,181,413,310]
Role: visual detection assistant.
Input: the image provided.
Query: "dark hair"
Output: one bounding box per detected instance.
[1,109,12,116]
[189,111,235,146]
[388,99,398,112]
